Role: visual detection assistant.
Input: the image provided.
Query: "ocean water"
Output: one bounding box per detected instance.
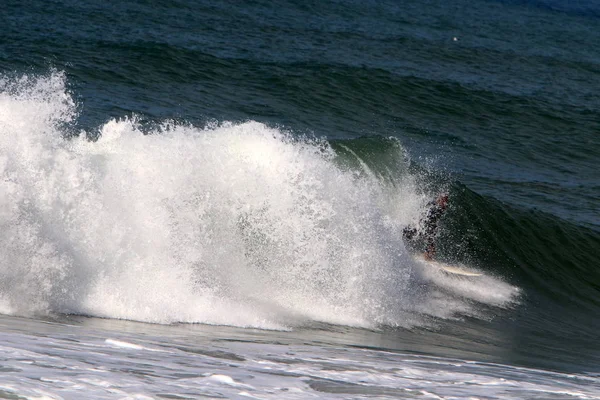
[0,0,599,398]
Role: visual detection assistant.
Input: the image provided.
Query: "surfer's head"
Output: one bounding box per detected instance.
[437,193,449,209]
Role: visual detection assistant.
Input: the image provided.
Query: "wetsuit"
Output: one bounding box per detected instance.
[422,200,445,257]
[402,199,447,258]
[423,200,445,242]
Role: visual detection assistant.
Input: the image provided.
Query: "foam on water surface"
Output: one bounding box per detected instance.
[0,318,597,400]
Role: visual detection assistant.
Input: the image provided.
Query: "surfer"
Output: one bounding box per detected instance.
[403,193,449,261]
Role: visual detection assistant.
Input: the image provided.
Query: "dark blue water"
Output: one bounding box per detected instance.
[1,0,600,379]
[3,0,598,227]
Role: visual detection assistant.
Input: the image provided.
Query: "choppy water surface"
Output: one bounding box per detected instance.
[1,316,599,399]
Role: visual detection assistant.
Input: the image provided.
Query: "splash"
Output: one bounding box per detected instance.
[0,72,519,329]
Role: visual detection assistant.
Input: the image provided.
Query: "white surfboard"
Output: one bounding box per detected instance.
[414,255,483,277]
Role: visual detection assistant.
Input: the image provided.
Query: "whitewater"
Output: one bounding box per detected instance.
[0,72,518,327]
[1,73,598,399]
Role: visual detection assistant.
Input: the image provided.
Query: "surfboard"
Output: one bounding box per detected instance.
[414,255,483,277]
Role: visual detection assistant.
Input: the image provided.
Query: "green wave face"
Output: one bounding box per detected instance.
[332,135,600,372]
[334,135,600,309]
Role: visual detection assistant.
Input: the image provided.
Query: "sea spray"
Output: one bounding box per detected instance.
[0,72,519,329]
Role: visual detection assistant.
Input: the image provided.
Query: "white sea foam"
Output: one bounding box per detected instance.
[0,322,597,400]
[0,72,519,329]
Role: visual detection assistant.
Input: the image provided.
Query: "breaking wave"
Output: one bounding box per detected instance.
[0,72,519,329]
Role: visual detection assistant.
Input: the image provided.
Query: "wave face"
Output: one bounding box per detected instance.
[339,138,600,316]
[0,72,523,329]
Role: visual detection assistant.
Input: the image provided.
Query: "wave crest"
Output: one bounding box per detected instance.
[0,72,519,329]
